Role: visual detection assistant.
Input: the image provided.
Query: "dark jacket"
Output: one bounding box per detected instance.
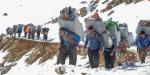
[84,31,104,51]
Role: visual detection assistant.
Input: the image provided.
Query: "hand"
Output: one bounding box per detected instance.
[66,36,75,44]
[110,52,114,56]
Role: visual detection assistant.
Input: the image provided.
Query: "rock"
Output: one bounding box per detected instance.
[102,0,109,4]
[0,68,5,75]
[79,7,87,17]
[3,13,8,16]
[101,0,144,12]
[0,63,4,67]
[51,17,58,24]
[0,66,11,75]
[81,73,87,75]
[108,10,115,16]
[55,65,66,74]
[3,66,11,74]
[80,1,88,4]
[134,0,143,4]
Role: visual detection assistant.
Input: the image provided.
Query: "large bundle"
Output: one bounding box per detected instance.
[58,7,84,41]
[104,18,119,32]
[104,19,119,44]
[6,27,13,35]
[42,27,49,35]
[102,30,120,47]
[84,17,105,34]
[42,28,49,32]
[119,23,134,47]
[119,23,129,40]
[36,25,42,32]
[31,26,36,33]
[136,20,150,35]
[127,32,134,47]
[12,25,18,33]
[104,19,119,38]
[59,7,76,21]
[26,23,34,33]
[136,26,150,35]
[101,30,113,48]
[116,31,121,46]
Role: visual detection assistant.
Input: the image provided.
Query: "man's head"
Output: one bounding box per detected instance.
[59,27,66,37]
[139,31,146,38]
[87,26,94,34]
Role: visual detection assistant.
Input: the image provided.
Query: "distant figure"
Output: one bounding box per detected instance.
[12,25,18,37]
[6,27,10,35]
[23,25,28,38]
[36,25,42,40]
[17,24,24,37]
[135,31,150,64]
[6,27,13,37]
[42,27,49,41]
[31,26,36,40]
[26,23,34,39]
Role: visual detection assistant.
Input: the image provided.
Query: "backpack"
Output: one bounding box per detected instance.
[18,24,24,33]
[37,25,42,32]
[42,28,49,32]
[6,27,10,32]
[42,28,49,34]
[6,27,11,34]
[25,24,33,33]
[119,27,128,40]
[31,26,36,33]
[6,27,13,35]
[13,25,18,33]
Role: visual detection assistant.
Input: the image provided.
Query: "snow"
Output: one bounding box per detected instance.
[5,54,150,75]
[0,0,150,75]
[0,51,8,63]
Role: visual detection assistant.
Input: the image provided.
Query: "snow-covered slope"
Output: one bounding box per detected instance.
[0,0,150,75]
[100,0,150,38]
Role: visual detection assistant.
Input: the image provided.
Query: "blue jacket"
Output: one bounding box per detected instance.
[18,24,24,33]
[135,35,150,49]
[60,31,80,46]
[84,32,104,51]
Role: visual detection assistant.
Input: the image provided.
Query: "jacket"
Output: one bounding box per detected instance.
[135,35,150,49]
[84,31,104,51]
